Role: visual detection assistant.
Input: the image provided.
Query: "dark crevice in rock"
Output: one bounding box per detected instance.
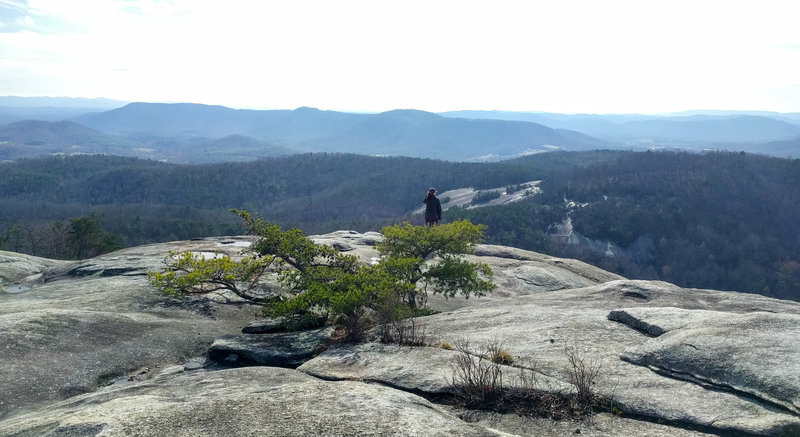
[42,265,84,282]
[330,242,355,252]
[152,297,217,319]
[474,247,532,260]
[515,276,546,287]
[607,409,759,437]
[97,268,146,277]
[301,371,456,405]
[62,266,99,278]
[43,265,146,281]
[8,422,108,437]
[622,291,648,300]
[620,356,800,419]
[607,310,664,337]
[206,328,334,369]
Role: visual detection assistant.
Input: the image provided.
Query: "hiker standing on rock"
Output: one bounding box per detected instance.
[423,188,442,226]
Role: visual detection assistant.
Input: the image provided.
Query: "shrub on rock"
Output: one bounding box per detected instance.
[149,210,496,341]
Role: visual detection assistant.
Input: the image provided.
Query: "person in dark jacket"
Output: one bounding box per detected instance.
[423,188,442,226]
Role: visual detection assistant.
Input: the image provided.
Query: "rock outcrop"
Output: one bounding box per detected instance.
[0,238,260,420]
[614,307,800,415]
[207,327,334,367]
[2,232,800,436]
[0,366,500,437]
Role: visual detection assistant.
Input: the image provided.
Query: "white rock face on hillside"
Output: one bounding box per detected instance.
[411,180,541,215]
[2,232,799,436]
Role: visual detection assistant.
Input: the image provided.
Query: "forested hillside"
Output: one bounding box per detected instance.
[451,151,800,300]
[1,151,798,300]
[0,153,544,245]
[0,120,135,160]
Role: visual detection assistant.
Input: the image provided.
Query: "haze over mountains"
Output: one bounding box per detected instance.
[72,103,603,161]
[1,97,799,163]
[442,110,800,155]
[0,96,127,125]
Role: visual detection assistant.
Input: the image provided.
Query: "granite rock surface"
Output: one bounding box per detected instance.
[3,232,800,436]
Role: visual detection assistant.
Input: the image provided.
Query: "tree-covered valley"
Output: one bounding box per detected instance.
[1,150,799,301]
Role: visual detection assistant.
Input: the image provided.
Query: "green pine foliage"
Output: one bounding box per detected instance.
[376,220,497,306]
[147,251,273,304]
[148,210,496,341]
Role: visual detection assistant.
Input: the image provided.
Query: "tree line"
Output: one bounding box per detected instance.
[1,216,122,260]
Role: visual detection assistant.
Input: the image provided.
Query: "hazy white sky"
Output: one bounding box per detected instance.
[1,0,799,114]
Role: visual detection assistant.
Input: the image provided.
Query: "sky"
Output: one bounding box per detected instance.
[1,0,799,114]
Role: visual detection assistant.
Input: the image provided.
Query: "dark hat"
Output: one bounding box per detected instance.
[428,187,436,193]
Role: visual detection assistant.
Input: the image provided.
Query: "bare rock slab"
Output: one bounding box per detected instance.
[0,367,502,437]
[299,342,458,394]
[0,251,70,290]
[417,280,800,436]
[0,238,263,420]
[614,307,800,415]
[299,342,572,395]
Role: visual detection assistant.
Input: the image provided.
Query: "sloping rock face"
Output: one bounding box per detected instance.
[0,366,500,437]
[0,251,70,292]
[443,281,800,436]
[613,308,800,415]
[0,237,261,420]
[302,280,800,435]
[3,231,800,436]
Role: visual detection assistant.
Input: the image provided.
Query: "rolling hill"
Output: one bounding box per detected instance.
[0,120,294,163]
[0,96,128,125]
[441,110,800,156]
[74,103,607,161]
[4,98,800,161]
[0,120,136,160]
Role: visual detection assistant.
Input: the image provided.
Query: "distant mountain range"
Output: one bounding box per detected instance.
[1,97,799,162]
[73,103,603,161]
[441,110,800,156]
[0,96,128,126]
[0,118,292,164]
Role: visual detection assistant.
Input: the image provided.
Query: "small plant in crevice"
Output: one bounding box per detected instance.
[379,315,427,346]
[491,349,515,365]
[449,338,608,420]
[372,289,427,346]
[564,343,603,414]
[450,339,506,406]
